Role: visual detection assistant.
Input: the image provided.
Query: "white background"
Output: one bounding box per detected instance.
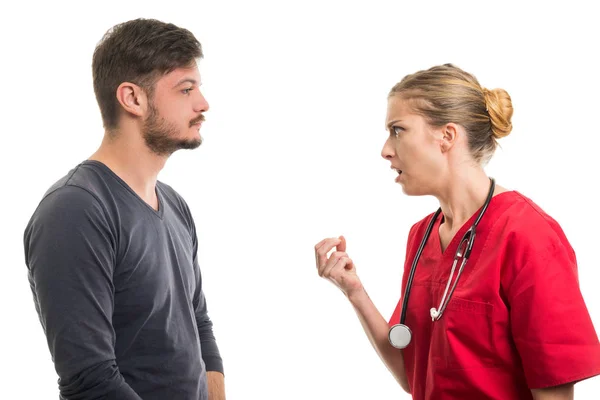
[1,0,599,399]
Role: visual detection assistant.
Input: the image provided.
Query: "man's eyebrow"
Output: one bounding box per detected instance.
[172,78,198,88]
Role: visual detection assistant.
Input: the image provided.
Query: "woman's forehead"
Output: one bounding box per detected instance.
[386,96,421,127]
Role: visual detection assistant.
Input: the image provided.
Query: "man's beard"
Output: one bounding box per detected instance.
[142,101,203,156]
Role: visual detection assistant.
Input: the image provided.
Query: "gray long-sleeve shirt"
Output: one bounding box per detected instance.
[23,160,223,400]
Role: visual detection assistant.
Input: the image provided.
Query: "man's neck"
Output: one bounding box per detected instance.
[89,132,168,209]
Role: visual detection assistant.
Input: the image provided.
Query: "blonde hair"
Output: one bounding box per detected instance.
[389,64,513,164]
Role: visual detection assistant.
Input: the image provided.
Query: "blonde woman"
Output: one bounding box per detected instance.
[315,64,600,399]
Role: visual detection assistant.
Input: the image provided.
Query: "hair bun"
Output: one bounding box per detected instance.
[483,88,513,139]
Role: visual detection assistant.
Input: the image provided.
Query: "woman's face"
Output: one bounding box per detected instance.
[381,96,447,196]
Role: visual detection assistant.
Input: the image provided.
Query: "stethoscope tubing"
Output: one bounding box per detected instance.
[398,177,495,326]
[399,208,441,325]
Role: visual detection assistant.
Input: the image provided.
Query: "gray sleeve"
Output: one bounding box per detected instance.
[23,186,142,400]
[193,276,224,374]
[189,216,224,375]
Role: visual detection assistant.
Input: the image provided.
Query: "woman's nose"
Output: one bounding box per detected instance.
[381,138,395,160]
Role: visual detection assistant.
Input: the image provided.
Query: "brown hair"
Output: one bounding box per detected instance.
[92,18,203,130]
[389,63,513,164]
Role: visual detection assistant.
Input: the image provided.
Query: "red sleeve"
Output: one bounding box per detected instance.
[506,241,600,389]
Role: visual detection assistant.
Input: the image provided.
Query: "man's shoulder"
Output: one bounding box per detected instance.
[26,161,121,231]
[24,175,111,251]
[38,161,114,208]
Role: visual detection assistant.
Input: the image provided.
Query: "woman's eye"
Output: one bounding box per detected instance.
[392,126,404,137]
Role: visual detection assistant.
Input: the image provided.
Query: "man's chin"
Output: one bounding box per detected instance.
[145,138,202,157]
[167,139,202,155]
[180,138,202,150]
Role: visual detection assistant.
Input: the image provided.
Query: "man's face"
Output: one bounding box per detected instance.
[142,63,208,156]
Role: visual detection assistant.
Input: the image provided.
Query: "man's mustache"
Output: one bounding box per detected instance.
[190,114,205,126]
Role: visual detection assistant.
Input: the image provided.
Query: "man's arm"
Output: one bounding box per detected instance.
[207,371,225,400]
[531,383,574,400]
[193,281,225,400]
[186,202,225,399]
[24,186,142,399]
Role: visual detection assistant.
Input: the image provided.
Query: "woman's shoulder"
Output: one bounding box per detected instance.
[408,209,441,238]
[491,190,574,257]
[495,190,563,231]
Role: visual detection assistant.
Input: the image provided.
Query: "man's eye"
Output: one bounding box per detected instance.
[182,88,192,94]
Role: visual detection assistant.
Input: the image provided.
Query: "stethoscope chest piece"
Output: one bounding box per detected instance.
[388,323,412,349]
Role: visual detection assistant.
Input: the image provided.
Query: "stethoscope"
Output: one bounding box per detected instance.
[388,177,495,349]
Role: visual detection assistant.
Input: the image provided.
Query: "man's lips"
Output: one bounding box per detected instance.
[190,115,205,127]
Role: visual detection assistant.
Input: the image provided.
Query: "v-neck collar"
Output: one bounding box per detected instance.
[430,191,515,260]
[83,160,165,219]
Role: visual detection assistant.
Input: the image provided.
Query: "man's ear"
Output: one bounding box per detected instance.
[115,82,148,118]
[440,123,459,153]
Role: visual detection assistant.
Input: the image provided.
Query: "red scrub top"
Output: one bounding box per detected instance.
[388,191,600,399]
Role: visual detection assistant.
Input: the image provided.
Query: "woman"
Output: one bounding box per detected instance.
[314,64,600,399]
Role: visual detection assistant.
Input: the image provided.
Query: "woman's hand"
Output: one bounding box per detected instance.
[314,235,363,298]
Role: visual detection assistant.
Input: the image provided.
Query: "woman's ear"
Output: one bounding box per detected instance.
[115,82,148,118]
[440,123,459,153]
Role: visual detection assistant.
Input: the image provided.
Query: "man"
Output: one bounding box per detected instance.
[23,18,225,400]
